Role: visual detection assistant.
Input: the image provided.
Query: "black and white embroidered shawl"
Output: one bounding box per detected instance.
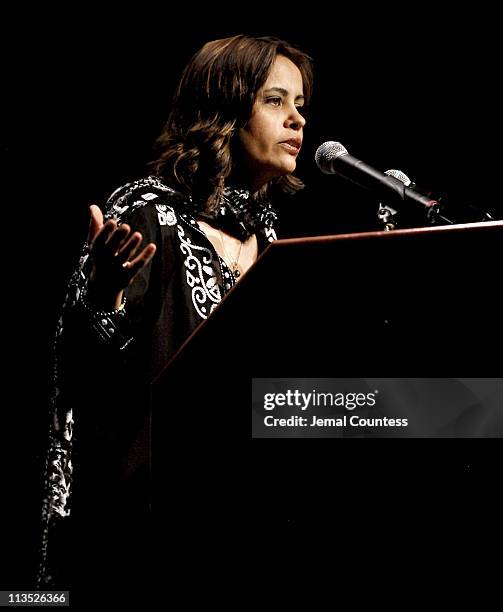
[37,176,277,586]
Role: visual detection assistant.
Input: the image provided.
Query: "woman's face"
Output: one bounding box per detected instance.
[237,54,306,191]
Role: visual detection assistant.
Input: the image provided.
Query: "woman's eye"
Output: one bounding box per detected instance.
[266,97,282,106]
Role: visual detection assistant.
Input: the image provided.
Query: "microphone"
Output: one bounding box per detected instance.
[315,141,439,211]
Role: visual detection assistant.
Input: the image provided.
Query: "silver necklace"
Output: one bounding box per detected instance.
[218,229,243,279]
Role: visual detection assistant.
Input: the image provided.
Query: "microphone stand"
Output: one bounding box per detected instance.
[377,198,494,230]
[425,202,455,226]
[377,202,399,231]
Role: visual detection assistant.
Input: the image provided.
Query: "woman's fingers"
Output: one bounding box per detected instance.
[88,213,157,288]
[91,223,132,262]
[91,219,118,254]
[123,244,157,279]
[115,232,143,265]
[87,205,104,244]
[104,223,131,256]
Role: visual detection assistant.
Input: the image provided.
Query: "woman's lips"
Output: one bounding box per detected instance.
[278,140,301,155]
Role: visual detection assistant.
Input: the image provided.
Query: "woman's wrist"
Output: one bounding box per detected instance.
[83,283,125,313]
[79,283,130,348]
[80,284,126,316]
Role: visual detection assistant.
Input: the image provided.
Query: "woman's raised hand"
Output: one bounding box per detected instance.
[86,205,156,310]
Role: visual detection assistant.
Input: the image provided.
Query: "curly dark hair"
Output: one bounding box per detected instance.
[148,35,313,211]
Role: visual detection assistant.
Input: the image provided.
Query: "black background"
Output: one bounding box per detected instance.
[3,6,502,592]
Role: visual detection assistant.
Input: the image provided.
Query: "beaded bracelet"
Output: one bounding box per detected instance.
[79,284,127,317]
[79,284,131,347]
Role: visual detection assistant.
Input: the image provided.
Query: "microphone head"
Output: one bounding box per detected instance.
[384,168,412,187]
[315,141,348,174]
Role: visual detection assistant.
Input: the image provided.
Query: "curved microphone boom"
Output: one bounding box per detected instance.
[314,141,439,211]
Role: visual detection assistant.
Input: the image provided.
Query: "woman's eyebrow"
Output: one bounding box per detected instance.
[263,87,305,101]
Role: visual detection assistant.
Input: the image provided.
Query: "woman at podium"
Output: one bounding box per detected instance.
[37,34,313,595]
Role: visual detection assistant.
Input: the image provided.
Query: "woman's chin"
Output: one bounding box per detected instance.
[251,162,297,189]
[274,160,297,177]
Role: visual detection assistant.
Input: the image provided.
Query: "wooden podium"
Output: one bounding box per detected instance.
[152,220,502,386]
[147,220,502,546]
[148,220,502,442]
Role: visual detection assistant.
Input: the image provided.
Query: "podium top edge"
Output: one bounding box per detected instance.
[273,220,503,247]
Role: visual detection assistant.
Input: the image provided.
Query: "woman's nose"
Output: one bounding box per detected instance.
[285,107,306,130]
